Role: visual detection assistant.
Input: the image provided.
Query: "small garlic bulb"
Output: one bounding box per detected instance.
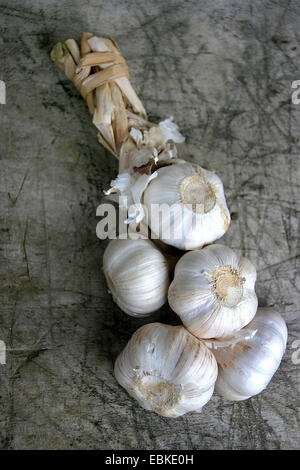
[143,162,230,250]
[214,308,288,401]
[114,323,218,417]
[103,238,169,317]
[168,244,258,338]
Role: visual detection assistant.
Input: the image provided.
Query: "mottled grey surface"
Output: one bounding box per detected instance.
[0,0,299,450]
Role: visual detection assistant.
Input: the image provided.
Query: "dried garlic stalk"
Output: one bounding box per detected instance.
[51,32,184,175]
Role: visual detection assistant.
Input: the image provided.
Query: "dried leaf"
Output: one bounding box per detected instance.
[110,82,128,153]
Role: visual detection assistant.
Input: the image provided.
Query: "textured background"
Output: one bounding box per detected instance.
[0,0,300,450]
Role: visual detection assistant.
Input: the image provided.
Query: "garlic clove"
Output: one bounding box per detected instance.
[168,244,258,338]
[143,162,230,250]
[103,238,169,317]
[114,323,218,417]
[213,308,288,401]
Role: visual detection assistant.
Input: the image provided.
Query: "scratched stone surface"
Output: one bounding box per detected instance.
[0,0,300,450]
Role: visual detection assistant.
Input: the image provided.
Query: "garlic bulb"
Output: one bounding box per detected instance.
[143,162,230,250]
[214,308,288,401]
[103,239,169,316]
[114,323,218,417]
[168,244,258,338]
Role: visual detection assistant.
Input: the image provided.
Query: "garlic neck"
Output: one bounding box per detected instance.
[179,174,216,214]
[212,266,244,308]
[134,375,180,414]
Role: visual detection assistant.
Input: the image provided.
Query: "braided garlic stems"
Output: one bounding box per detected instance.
[51,32,183,174]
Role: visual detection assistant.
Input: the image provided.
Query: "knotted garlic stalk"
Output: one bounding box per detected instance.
[51,33,184,173]
[168,244,258,338]
[103,239,169,316]
[114,322,218,417]
[51,33,147,159]
[212,308,288,401]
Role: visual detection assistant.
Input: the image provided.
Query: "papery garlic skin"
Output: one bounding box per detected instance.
[214,308,288,401]
[114,323,218,417]
[168,244,258,338]
[105,170,158,224]
[103,239,169,317]
[143,162,230,250]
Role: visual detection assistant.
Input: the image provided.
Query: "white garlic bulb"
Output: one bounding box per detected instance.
[143,162,230,250]
[114,322,218,417]
[214,308,288,401]
[168,244,258,338]
[103,238,169,317]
